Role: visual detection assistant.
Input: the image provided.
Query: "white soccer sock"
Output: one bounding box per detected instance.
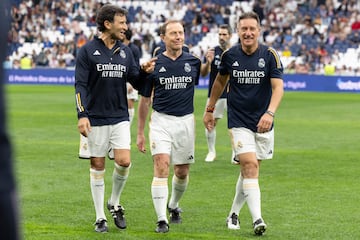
[109,163,131,209]
[90,168,106,220]
[229,174,246,216]
[205,128,216,153]
[243,178,262,222]
[128,108,135,125]
[168,175,189,209]
[151,177,168,222]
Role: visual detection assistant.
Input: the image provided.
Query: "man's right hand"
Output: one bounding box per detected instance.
[136,133,146,153]
[78,117,91,137]
[203,112,215,132]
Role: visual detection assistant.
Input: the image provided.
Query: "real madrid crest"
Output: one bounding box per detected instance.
[184,63,191,73]
[120,49,126,58]
[258,58,265,68]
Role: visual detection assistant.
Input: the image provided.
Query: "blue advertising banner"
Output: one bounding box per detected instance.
[283,74,360,93]
[4,69,360,93]
[5,69,75,85]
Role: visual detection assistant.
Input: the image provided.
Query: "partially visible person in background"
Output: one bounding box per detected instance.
[0,0,21,239]
[124,28,141,126]
[200,24,233,163]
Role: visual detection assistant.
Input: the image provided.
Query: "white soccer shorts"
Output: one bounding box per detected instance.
[149,111,195,165]
[230,127,274,160]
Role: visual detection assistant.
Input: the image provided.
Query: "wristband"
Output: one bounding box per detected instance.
[265,110,275,117]
[206,105,215,113]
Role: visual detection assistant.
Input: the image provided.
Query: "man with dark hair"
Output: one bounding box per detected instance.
[204,11,284,236]
[201,24,234,163]
[124,28,141,126]
[75,4,154,233]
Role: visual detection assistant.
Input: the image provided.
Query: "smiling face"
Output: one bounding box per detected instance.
[237,16,261,54]
[106,14,128,41]
[161,21,184,52]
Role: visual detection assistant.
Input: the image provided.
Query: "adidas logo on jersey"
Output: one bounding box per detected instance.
[159,66,166,72]
[232,61,239,66]
[93,50,101,56]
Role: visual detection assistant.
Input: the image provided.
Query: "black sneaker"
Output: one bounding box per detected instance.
[168,206,182,224]
[155,220,169,233]
[253,218,267,235]
[107,201,126,229]
[94,218,108,233]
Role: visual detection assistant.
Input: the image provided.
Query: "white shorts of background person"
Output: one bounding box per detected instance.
[127,82,138,101]
[205,98,234,162]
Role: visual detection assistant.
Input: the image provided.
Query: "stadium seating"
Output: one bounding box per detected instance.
[6,0,360,75]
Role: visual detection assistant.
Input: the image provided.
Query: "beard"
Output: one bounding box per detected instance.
[219,39,227,49]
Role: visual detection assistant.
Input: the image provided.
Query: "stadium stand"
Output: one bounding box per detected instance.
[5,0,360,76]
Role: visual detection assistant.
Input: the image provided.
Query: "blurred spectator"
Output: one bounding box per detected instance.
[3,56,12,69]
[34,48,49,67]
[282,45,292,58]
[19,54,32,69]
[264,29,278,46]
[324,61,336,75]
[339,65,355,76]
[349,31,360,44]
[351,14,360,31]
[284,59,296,74]
[282,29,294,45]
[295,58,310,74]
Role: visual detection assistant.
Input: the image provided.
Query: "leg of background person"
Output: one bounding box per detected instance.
[205,128,216,162]
[205,128,216,154]
[128,98,135,126]
[228,173,246,216]
[229,129,239,164]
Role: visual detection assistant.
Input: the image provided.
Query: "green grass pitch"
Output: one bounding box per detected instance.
[6,85,360,239]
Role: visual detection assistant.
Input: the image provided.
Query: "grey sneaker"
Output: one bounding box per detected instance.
[168,206,182,223]
[253,218,267,235]
[155,220,169,233]
[94,218,108,233]
[107,201,126,229]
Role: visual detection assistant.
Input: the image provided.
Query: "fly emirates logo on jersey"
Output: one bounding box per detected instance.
[97,63,127,78]
[232,70,265,84]
[160,76,193,90]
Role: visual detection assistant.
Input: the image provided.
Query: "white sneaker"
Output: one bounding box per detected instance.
[253,218,267,235]
[205,152,216,162]
[226,213,240,230]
